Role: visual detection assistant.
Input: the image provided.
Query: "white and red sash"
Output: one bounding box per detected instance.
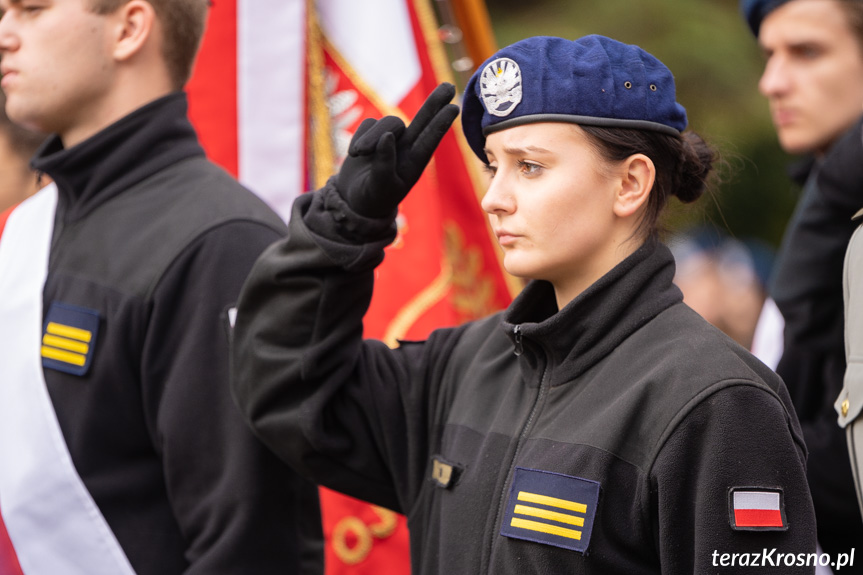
[0,185,136,575]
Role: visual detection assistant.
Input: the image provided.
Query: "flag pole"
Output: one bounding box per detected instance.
[418,0,524,300]
[433,0,497,84]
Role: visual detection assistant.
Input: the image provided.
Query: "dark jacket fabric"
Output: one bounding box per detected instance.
[30,93,323,574]
[232,184,816,574]
[769,116,863,562]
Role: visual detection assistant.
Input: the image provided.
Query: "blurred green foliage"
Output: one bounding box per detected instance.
[482,0,800,250]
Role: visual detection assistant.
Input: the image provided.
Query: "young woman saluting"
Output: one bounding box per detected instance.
[232,35,816,574]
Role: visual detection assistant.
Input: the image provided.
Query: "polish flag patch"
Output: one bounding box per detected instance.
[729,488,788,531]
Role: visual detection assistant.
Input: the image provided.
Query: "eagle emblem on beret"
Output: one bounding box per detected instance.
[480,58,522,117]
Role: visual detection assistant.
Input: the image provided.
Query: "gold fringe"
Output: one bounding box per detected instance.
[307,0,335,189]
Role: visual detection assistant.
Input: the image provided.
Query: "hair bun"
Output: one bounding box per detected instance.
[673,132,715,204]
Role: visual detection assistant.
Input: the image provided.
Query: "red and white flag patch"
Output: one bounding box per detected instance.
[729,488,788,531]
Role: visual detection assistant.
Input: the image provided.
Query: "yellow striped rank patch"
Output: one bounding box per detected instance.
[41,302,100,376]
[500,467,600,553]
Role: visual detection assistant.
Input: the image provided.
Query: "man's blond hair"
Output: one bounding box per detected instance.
[89,0,209,89]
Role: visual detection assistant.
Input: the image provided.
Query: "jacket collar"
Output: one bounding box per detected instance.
[31,92,205,223]
[502,237,683,385]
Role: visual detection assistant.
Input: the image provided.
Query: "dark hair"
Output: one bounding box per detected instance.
[838,0,863,55]
[579,126,716,238]
[88,0,209,89]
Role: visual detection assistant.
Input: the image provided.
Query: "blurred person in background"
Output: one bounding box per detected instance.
[671,229,773,351]
[742,0,863,566]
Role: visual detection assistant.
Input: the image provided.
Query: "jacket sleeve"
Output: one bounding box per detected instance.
[651,383,817,574]
[143,218,324,575]
[231,185,465,514]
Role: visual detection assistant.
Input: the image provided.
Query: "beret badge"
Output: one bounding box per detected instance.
[479,58,523,118]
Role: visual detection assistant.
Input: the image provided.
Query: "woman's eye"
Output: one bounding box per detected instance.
[517,160,543,176]
[483,163,498,177]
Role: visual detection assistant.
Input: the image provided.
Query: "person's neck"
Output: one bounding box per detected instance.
[60,70,174,149]
[61,96,169,149]
[552,235,645,311]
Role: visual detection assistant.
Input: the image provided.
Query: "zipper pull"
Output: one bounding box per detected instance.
[513,325,523,356]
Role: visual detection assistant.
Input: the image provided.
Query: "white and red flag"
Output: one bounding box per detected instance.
[730,489,787,530]
[187,0,515,572]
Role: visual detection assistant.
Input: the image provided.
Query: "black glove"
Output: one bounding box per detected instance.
[335,82,460,218]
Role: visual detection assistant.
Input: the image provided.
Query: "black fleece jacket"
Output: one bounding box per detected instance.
[30,93,323,574]
[232,183,816,574]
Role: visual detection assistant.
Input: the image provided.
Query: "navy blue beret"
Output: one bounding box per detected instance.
[740,0,793,36]
[461,35,688,163]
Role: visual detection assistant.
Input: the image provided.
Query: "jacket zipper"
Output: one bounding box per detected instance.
[481,324,548,573]
[513,324,523,356]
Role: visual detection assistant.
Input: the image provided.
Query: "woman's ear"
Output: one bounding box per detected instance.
[112,0,156,62]
[613,153,655,218]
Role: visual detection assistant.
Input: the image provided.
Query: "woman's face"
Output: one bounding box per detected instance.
[482,122,634,304]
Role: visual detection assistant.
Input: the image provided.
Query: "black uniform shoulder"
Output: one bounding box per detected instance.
[567,302,797,470]
[133,156,287,233]
[647,302,785,394]
[53,157,287,299]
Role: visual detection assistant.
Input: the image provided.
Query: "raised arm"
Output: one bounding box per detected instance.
[231,85,461,511]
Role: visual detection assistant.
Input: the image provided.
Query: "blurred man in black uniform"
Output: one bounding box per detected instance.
[743,0,863,565]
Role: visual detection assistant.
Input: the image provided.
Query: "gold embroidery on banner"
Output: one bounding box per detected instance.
[368,506,398,539]
[382,220,507,346]
[331,506,400,565]
[331,516,373,565]
[307,0,335,189]
[445,223,496,321]
[382,256,452,349]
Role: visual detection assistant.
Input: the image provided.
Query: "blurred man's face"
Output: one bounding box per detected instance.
[0,0,115,144]
[758,0,863,155]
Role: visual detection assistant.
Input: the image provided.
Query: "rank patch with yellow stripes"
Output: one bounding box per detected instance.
[500,467,600,553]
[41,302,99,376]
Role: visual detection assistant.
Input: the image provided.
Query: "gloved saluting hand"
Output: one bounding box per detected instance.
[335,82,460,219]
